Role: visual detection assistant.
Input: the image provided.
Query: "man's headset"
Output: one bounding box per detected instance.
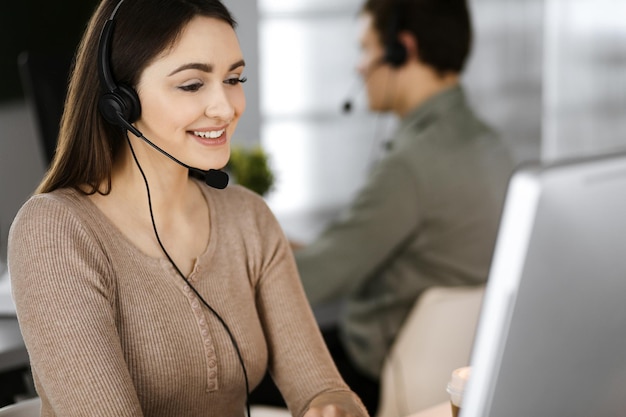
[342,0,408,113]
[383,2,408,68]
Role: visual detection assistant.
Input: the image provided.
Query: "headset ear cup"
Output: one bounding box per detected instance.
[99,92,128,128]
[117,83,141,123]
[384,4,407,68]
[385,40,407,68]
[98,85,141,128]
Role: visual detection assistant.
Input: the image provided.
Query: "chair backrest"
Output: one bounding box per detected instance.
[17,51,73,166]
[0,397,41,417]
[376,285,485,417]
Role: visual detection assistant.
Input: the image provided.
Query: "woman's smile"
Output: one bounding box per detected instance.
[190,127,228,145]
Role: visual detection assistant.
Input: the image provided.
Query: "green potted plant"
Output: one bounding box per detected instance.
[227,145,276,196]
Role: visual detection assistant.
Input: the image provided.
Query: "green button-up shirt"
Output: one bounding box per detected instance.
[295,85,516,378]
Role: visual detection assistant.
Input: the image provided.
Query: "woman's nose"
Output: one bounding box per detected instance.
[205,84,235,122]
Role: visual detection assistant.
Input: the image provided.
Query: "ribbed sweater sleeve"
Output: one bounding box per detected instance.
[8,193,144,416]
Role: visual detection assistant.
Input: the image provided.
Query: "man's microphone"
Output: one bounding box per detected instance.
[341,58,385,114]
[342,78,363,114]
[117,115,229,189]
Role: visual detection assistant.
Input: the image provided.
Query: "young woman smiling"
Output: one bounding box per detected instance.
[7,1,368,416]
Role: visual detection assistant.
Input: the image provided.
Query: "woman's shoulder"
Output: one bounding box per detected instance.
[11,188,96,238]
[15,188,88,219]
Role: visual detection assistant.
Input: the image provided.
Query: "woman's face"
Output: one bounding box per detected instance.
[135,16,246,171]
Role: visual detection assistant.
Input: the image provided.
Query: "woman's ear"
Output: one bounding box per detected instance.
[398,31,419,62]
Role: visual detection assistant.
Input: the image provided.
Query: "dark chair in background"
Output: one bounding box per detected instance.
[17,51,74,166]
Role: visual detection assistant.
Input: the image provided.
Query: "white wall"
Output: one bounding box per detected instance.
[465,0,544,164]
[543,0,626,160]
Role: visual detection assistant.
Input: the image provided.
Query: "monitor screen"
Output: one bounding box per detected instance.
[461,150,626,417]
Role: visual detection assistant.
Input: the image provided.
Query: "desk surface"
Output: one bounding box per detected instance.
[406,402,451,417]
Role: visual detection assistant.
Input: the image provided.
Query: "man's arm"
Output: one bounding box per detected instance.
[295,157,421,305]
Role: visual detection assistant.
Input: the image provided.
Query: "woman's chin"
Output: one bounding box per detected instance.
[194,150,230,172]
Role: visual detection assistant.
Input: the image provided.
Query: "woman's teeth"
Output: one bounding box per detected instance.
[193,129,225,139]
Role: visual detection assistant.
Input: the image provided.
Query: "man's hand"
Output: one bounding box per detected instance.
[303,403,362,417]
[303,391,369,417]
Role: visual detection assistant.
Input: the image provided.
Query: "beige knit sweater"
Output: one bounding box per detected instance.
[8,183,366,417]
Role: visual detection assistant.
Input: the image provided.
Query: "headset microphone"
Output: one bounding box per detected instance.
[342,100,353,114]
[116,116,229,189]
[341,58,385,114]
[341,77,363,114]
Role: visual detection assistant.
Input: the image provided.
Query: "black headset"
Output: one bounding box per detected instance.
[383,1,408,68]
[97,0,142,129]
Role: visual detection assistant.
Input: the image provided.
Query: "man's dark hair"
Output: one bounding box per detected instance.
[362,0,472,74]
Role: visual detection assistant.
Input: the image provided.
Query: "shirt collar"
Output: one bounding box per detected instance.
[397,84,466,134]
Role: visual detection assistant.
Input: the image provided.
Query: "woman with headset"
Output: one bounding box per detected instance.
[7,0,368,416]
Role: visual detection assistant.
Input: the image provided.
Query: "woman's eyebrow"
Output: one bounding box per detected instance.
[168,62,212,76]
[168,59,246,76]
[229,59,245,71]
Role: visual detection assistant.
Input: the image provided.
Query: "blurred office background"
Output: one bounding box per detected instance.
[258,0,626,242]
[1,0,626,261]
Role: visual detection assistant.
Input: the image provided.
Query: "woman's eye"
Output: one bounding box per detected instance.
[225,76,247,86]
[178,82,203,92]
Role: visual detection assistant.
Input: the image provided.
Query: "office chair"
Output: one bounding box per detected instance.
[17,51,74,166]
[376,285,485,417]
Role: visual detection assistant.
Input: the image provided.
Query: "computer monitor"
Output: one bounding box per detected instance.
[461,150,626,417]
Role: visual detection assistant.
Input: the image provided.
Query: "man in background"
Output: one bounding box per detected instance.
[253,0,515,414]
